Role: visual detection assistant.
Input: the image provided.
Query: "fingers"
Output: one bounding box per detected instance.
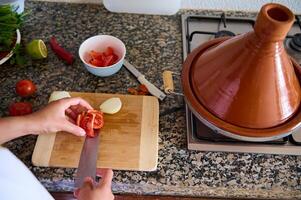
[60,97,93,110]
[63,121,86,136]
[66,115,76,124]
[97,168,113,188]
[70,105,88,115]
[73,188,80,198]
[81,177,95,190]
[65,108,77,121]
[58,97,93,110]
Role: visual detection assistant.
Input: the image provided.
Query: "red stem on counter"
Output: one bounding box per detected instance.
[49,37,74,65]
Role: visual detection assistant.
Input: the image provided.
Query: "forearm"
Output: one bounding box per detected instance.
[0,116,36,144]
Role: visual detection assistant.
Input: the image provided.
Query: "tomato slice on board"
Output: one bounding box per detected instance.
[80,113,95,137]
[76,112,84,126]
[87,110,104,129]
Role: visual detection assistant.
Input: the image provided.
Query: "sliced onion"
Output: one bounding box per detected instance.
[49,91,71,103]
[99,97,122,114]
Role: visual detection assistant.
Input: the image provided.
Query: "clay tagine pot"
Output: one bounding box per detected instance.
[182,3,301,140]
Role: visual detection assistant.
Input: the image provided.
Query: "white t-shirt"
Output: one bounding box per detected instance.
[0,147,54,200]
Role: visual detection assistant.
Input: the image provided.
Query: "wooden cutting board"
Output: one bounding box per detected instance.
[32,91,159,171]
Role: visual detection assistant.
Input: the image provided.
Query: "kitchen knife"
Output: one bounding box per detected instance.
[74,132,100,188]
[123,60,166,101]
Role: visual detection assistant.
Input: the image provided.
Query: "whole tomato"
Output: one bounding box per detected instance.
[9,102,33,116]
[16,79,37,97]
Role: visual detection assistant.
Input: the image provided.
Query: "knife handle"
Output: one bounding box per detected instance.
[138,75,166,101]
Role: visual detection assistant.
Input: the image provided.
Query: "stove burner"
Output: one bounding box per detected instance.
[214,30,236,38]
[289,33,301,52]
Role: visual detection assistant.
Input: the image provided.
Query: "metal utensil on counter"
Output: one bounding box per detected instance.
[74,132,100,188]
[123,60,166,101]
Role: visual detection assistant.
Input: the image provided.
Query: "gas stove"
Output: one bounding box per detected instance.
[181,13,301,155]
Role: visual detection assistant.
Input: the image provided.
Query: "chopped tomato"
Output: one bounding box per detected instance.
[80,114,95,137]
[104,46,114,56]
[138,84,149,94]
[128,84,150,96]
[103,55,114,67]
[76,112,84,126]
[9,102,33,116]
[76,109,104,137]
[128,88,138,95]
[87,110,104,129]
[90,50,103,60]
[90,58,104,67]
[112,54,119,63]
[88,47,119,67]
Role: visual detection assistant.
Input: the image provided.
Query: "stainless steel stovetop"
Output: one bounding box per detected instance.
[181,14,301,155]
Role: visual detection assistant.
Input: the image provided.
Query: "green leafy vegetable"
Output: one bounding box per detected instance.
[0,5,30,66]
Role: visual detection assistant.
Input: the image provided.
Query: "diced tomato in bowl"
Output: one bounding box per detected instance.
[88,47,119,67]
[79,35,126,77]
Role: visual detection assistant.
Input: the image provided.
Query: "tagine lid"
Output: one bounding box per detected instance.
[182,3,301,131]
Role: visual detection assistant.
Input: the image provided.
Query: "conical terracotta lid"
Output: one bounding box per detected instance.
[184,3,301,129]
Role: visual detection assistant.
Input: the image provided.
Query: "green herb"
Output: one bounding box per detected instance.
[9,43,28,66]
[0,5,29,66]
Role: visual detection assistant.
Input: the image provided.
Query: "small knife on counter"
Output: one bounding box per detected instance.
[123,60,166,101]
[74,132,100,188]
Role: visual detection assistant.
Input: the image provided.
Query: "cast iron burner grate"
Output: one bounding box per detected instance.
[182,13,301,155]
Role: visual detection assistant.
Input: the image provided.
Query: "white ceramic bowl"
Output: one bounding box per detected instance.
[79,35,126,77]
[0,29,21,65]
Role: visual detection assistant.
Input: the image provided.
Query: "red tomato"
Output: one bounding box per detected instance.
[80,114,95,137]
[87,110,104,129]
[128,88,138,95]
[88,47,119,67]
[76,109,104,137]
[9,102,33,116]
[90,50,104,60]
[90,58,104,67]
[104,46,114,56]
[103,55,114,67]
[76,112,84,126]
[16,80,37,97]
[138,84,149,94]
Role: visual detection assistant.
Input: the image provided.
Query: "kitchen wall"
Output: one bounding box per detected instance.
[32,0,301,13]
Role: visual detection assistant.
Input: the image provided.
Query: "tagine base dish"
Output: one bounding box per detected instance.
[182,37,301,141]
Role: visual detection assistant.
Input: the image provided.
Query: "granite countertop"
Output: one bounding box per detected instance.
[1,1,301,199]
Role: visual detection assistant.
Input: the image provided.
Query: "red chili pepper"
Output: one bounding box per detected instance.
[49,37,74,65]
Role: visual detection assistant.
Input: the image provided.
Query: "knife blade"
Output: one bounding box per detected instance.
[123,60,166,101]
[74,132,100,188]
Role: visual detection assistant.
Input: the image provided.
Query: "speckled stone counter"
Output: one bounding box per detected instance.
[1,1,301,199]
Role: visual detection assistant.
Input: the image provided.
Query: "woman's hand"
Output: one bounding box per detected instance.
[0,97,93,144]
[28,97,93,136]
[74,169,114,200]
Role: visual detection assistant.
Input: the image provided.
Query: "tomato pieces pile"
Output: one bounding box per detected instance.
[89,47,119,67]
[128,84,150,96]
[76,109,104,137]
